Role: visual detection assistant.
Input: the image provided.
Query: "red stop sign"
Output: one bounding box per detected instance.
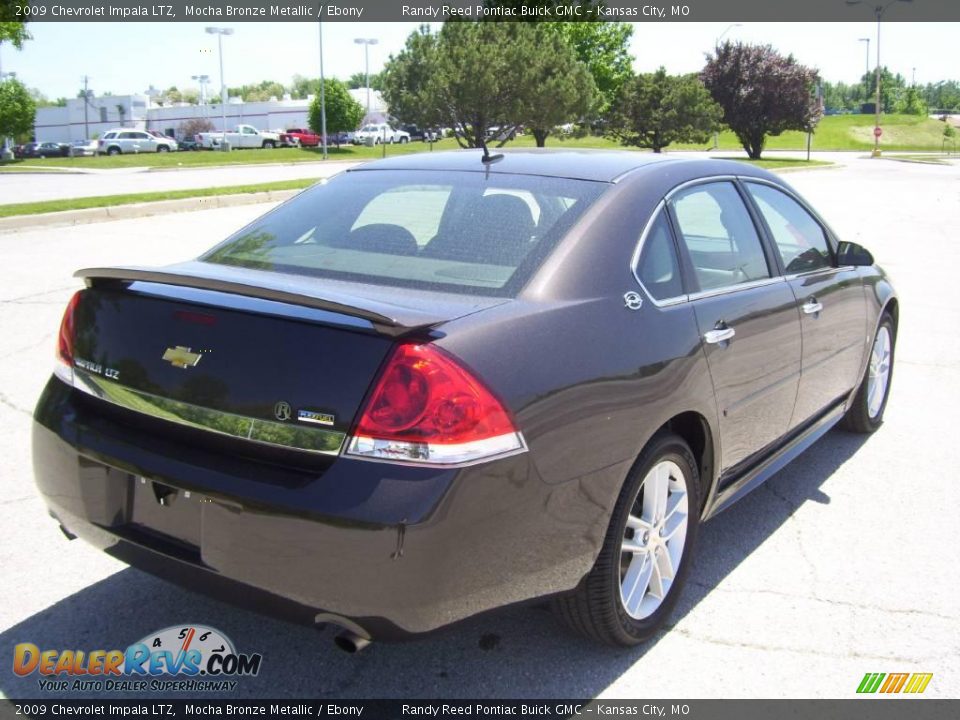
[874,126,883,138]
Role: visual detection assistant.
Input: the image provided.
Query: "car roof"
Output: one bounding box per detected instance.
[351,148,783,185]
[351,149,695,183]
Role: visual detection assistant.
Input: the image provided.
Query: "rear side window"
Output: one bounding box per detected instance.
[636,211,683,301]
[670,182,770,292]
[745,183,833,274]
[202,170,607,296]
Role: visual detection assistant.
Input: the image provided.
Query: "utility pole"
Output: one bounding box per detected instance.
[318,21,328,160]
[82,76,91,140]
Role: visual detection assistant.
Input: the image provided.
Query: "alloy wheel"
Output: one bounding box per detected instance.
[620,460,689,619]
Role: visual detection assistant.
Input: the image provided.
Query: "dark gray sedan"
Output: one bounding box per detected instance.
[32,150,896,649]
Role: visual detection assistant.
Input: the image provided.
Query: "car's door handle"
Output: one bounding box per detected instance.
[802,299,824,315]
[704,326,736,344]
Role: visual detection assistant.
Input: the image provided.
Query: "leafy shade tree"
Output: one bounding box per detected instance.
[702,42,822,159]
[895,85,927,115]
[0,77,37,145]
[856,67,905,113]
[347,71,383,91]
[608,68,721,153]
[230,80,287,102]
[383,22,596,148]
[543,21,633,117]
[308,78,364,145]
[0,5,30,50]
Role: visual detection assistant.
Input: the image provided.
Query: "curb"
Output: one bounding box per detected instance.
[0,189,301,233]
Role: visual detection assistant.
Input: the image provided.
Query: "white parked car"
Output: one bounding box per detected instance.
[195,125,281,150]
[353,124,411,145]
[97,129,178,155]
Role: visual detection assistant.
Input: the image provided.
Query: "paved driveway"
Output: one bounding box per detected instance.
[0,157,957,699]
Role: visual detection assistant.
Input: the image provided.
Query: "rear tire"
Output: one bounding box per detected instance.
[552,432,701,646]
[841,314,895,433]
[263,141,275,149]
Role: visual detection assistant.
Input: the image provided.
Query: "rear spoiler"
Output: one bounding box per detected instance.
[75,264,439,337]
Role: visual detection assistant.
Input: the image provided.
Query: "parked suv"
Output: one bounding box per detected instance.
[98,129,178,155]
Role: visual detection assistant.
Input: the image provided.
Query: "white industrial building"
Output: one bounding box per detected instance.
[33,89,387,143]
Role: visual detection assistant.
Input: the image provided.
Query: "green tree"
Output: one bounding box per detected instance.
[383,21,598,148]
[231,80,287,102]
[308,78,364,144]
[347,71,383,91]
[519,27,597,147]
[0,77,36,143]
[857,67,905,113]
[702,42,821,159]
[543,21,633,116]
[0,2,30,50]
[380,25,439,128]
[895,85,927,115]
[608,68,721,153]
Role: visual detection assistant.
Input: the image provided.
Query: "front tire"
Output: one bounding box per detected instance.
[262,141,275,149]
[841,314,895,433]
[553,432,701,646]
[157,145,169,153]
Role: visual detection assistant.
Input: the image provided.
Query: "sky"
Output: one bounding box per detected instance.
[2,21,957,101]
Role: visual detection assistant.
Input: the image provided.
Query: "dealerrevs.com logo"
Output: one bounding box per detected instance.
[13,625,262,692]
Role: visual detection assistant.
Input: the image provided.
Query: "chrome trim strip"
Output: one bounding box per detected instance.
[686,276,785,302]
[70,368,345,455]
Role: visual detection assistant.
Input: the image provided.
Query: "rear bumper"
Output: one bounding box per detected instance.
[32,378,620,638]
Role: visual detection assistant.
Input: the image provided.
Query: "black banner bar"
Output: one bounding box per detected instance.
[2,700,960,720]
[9,0,960,23]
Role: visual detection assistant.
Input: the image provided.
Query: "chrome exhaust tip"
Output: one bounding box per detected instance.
[333,631,372,654]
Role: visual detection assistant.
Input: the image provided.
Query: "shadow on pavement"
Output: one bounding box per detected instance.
[0,429,869,700]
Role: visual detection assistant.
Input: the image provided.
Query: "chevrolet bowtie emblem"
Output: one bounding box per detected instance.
[162,346,202,369]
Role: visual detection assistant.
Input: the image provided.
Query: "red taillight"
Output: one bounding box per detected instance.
[347,344,524,464]
[53,291,82,385]
[56,291,82,367]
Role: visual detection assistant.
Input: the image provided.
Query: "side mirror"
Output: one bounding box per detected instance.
[837,241,874,267]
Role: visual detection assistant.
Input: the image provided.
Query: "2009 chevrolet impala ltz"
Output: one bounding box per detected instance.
[32,150,896,650]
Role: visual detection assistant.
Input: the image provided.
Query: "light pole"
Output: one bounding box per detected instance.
[205,26,234,151]
[858,37,870,77]
[192,74,210,106]
[318,22,328,160]
[353,37,378,117]
[846,0,913,157]
[712,24,742,150]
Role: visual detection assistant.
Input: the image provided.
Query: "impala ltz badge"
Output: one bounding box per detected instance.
[274,401,292,421]
[162,346,202,369]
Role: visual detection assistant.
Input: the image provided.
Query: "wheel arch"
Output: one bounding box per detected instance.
[656,411,715,516]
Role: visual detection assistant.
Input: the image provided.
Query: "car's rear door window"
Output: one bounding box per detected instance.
[635,210,683,302]
[669,182,771,292]
[203,170,607,296]
[744,182,833,274]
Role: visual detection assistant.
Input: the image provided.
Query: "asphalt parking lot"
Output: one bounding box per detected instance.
[0,155,957,699]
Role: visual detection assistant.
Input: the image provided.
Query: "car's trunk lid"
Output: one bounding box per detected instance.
[69,264,508,456]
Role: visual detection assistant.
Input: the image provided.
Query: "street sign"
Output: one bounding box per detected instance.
[874,127,883,138]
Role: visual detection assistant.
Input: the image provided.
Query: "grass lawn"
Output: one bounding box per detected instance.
[0,140,459,171]
[2,115,953,173]
[0,178,314,218]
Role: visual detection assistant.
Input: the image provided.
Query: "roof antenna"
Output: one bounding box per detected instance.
[479,134,503,165]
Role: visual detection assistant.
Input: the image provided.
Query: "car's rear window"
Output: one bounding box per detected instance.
[202,169,608,296]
